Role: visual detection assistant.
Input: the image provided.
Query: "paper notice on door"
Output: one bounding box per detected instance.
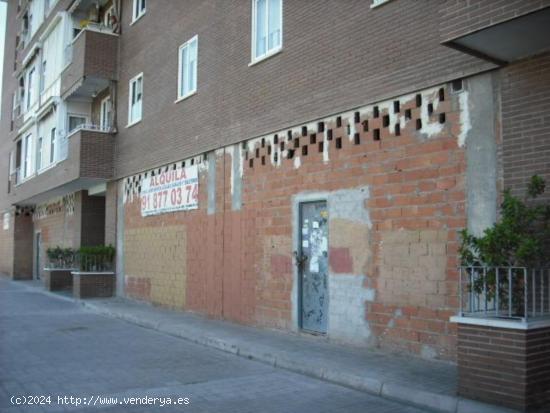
[302,227,309,236]
[321,237,328,253]
[309,256,319,273]
[312,221,319,229]
[302,240,309,248]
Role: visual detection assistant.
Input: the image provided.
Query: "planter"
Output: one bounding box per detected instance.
[452,317,550,412]
[43,268,74,291]
[72,271,115,299]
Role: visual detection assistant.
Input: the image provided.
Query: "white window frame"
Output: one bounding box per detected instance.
[131,0,146,24]
[104,4,115,27]
[176,35,198,103]
[26,67,35,110]
[23,133,33,179]
[250,0,283,65]
[100,95,112,130]
[36,136,43,171]
[127,73,143,127]
[68,114,88,133]
[50,127,56,164]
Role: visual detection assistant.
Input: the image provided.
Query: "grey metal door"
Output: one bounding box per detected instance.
[298,201,329,333]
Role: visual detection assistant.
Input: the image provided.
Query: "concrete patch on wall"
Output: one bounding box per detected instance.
[328,273,375,345]
[378,229,448,308]
[124,224,187,309]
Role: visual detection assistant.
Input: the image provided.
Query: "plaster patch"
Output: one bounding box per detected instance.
[328,274,373,344]
[458,90,471,147]
[328,186,371,228]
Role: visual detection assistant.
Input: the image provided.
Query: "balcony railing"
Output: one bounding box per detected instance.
[47,251,114,272]
[68,123,112,137]
[459,266,550,322]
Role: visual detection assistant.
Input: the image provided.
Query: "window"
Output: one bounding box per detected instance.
[36,137,43,171]
[132,0,146,23]
[23,134,33,178]
[68,115,86,132]
[177,36,198,101]
[100,96,112,130]
[104,5,115,27]
[40,60,46,93]
[128,73,143,125]
[251,0,282,62]
[50,128,56,163]
[26,67,35,110]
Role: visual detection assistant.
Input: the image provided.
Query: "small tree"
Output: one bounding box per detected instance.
[459,176,550,315]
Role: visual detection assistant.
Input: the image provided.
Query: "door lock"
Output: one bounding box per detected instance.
[293,250,308,270]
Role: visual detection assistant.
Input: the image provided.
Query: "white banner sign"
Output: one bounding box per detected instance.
[140,165,199,216]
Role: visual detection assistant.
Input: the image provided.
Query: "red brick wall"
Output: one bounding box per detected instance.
[122,83,466,359]
[440,0,550,42]
[500,52,550,202]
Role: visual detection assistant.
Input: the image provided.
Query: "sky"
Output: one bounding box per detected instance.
[0,2,6,112]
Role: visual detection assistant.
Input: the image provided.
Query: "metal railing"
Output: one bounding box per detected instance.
[47,252,114,272]
[68,123,112,136]
[459,266,550,322]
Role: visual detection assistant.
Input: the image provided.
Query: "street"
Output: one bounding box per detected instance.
[0,277,429,413]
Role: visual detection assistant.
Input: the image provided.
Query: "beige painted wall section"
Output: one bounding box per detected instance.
[378,229,448,308]
[124,225,187,309]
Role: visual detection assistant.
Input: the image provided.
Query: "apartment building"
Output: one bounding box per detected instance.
[1,1,549,407]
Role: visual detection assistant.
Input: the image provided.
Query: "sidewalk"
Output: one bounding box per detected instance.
[12,278,513,413]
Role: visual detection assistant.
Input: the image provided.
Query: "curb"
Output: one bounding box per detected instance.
[12,280,516,413]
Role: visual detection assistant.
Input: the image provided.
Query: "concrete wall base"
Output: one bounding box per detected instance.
[72,272,115,299]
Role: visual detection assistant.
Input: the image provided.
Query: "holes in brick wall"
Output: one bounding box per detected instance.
[354,133,360,145]
[302,126,308,136]
[191,159,195,165]
[346,124,351,136]
[245,151,249,160]
[428,103,433,115]
[452,79,463,93]
[439,113,446,123]
[405,109,411,120]
[294,138,300,148]
[394,100,400,113]
[327,129,333,140]
[274,134,279,144]
[373,129,380,141]
[318,141,324,153]
[287,149,294,159]
[363,120,369,132]
[280,141,285,151]
[267,145,272,155]
[382,115,390,127]
[310,134,316,144]
[287,130,292,140]
[318,122,325,133]
[336,116,342,127]
[182,162,186,168]
[395,123,401,136]
[249,159,254,168]
[439,88,445,101]
[416,119,422,130]
[354,111,360,124]
[242,141,247,149]
[261,156,266,165]
[335,137,342,149]
[274,152,278,163]
[373,106,379,118]
[302,146,308,156]
[256,148,260,158]
[261,138,265,148]
[416,94,422,107]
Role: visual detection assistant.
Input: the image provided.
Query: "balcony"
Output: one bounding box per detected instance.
[9,128,114,206]
[61,28,118,99]
[440,3,550,64]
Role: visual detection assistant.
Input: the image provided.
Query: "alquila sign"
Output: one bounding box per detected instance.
[140,165,198,216]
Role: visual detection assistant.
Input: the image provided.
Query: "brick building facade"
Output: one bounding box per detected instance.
[1,2,549,407]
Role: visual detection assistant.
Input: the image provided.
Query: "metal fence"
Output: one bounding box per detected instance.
[47,253,114,272]
[459,266,550,321]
